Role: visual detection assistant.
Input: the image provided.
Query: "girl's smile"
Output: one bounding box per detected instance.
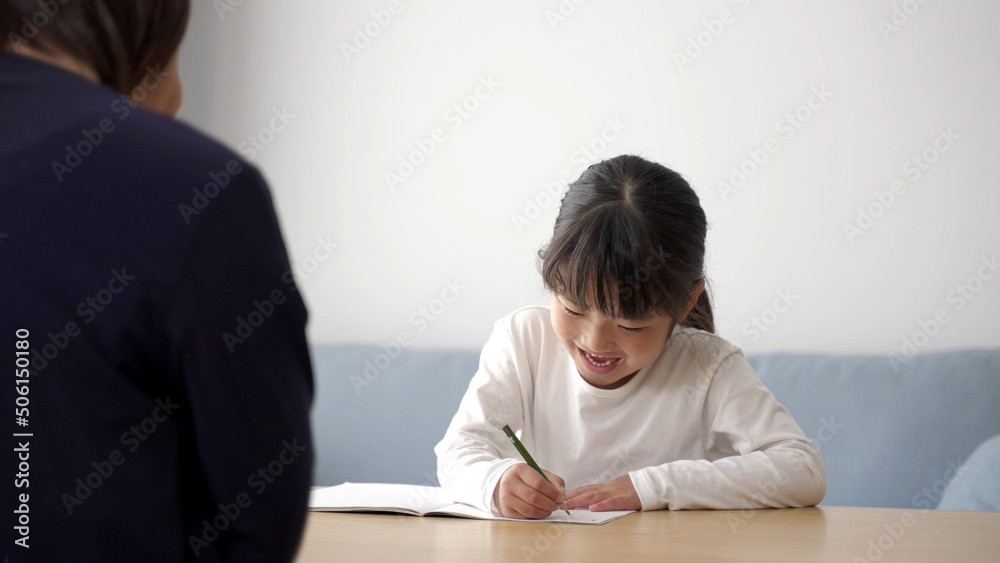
[550,293,678,390]
[578,347,624,375]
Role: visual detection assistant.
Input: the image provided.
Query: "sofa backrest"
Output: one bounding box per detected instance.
[310,344,1000,509]
[747,350,1000,508]
[310,345,479,487]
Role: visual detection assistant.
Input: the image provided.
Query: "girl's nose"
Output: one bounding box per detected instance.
[581,322,615,354]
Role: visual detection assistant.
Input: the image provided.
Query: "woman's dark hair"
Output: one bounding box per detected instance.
[540,154,714,333]
[1,0,190,94]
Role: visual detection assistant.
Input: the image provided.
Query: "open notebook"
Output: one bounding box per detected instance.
[309,482,633,525]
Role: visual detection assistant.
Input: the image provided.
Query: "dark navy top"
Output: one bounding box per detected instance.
[0,51,314,562]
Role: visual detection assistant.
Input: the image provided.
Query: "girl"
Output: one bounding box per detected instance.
[434,154,826,519]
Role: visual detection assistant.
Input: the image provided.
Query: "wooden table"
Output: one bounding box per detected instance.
[294,506,1000,562]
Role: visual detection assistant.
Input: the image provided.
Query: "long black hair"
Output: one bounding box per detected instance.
[1,0,190,94]
[540,154,714,332]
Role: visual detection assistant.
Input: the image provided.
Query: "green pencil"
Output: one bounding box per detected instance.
[502,424,571,515]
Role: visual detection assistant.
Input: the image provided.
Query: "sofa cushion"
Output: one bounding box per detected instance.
[937,434,1000,511]
[747,349,1000,508]
[310,344,480,486]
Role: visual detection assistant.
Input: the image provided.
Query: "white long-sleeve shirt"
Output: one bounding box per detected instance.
[434,306,826,513]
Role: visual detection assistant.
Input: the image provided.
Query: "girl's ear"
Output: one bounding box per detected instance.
[677,279,706,323]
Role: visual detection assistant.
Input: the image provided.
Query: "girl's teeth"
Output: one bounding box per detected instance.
[586,352,618,367]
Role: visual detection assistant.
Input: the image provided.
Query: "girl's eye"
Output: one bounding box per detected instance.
[620,326,643,334]
[562,306,582,317]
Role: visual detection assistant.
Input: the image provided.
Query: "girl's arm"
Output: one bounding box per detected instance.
[629,352,827,511]
[434,319,526,513]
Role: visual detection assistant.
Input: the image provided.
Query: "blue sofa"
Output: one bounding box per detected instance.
[309,344,1000,510]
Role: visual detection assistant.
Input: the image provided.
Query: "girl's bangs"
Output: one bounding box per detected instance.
[545,205,684,321]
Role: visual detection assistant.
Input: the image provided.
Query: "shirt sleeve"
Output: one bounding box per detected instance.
[628,352,827,510]
[434,318,525,514]
[163,164,314,562]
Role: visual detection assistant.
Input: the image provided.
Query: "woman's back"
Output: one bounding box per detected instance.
[1,51,315,562]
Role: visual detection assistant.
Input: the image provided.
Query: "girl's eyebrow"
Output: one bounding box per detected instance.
[616,310,657,323]
[556,294,579,306]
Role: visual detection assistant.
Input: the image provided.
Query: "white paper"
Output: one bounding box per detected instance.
[309,483,634,525]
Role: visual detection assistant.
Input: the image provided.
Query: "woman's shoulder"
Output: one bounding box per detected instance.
[113,106,256,178]
[98,107,274,228]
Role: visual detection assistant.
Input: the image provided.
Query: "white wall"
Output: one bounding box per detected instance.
[178,0,1000,357]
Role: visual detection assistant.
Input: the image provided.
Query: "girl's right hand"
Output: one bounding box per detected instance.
[493,463,567,519]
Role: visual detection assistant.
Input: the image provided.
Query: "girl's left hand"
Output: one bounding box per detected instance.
[564,474,641,511]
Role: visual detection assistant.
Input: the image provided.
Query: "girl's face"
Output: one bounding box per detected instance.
[549,293,678,390]
[549,279,704,390]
